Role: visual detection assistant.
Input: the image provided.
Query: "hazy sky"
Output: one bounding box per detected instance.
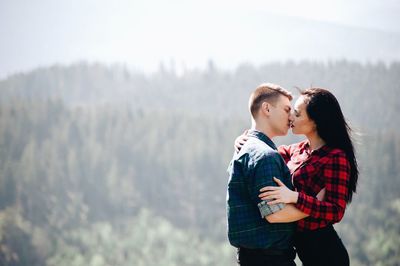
[1,0,400,78]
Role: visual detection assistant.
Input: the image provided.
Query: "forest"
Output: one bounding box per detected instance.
[0,61,399,265]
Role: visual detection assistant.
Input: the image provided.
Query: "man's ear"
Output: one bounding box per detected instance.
[261,102,270,116]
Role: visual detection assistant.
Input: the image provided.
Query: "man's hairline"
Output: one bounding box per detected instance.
[251,94,292,119]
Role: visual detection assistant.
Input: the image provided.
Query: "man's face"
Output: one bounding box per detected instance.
[268,95,293,137]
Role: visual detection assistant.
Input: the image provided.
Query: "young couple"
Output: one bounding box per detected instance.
[226,83,358,266]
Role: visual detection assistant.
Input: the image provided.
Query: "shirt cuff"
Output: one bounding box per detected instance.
[295,192,309,214]
[258,200,285,218]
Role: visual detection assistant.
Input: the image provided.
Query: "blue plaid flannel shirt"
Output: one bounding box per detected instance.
[226,130,295,249]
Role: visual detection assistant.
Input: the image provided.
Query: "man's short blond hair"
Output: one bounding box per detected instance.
[249,83,292,118]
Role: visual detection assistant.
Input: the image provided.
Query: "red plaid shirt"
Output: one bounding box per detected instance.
[278,140,350,231]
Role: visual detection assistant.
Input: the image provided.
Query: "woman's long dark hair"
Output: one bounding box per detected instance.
[301,88,359,203]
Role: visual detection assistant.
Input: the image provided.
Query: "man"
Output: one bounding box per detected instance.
[226,83,296,266]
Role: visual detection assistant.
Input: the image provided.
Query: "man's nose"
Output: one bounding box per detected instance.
[289,112,294,122]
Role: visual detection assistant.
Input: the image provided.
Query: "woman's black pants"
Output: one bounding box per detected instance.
[294,225,349,266]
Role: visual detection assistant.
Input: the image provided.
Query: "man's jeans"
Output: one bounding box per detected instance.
[237,247,296,266]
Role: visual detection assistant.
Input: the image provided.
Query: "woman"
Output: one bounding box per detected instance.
[235,88,358,266]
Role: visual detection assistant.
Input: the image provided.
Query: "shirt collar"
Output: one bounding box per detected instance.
[303,140,330,156]
[247,129,277,150]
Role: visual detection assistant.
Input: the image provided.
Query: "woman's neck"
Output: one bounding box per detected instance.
[306,132,326,151]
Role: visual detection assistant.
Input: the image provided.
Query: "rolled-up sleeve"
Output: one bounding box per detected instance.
[246,157,287,218]
[258,200,285,218]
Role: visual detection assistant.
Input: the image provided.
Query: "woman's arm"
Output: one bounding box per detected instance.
[294,153,349,222]
[264,188,325,223]
[234,130,248,153]
[260,152,350,223]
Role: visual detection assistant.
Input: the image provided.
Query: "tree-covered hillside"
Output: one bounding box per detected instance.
[0,61,399,265]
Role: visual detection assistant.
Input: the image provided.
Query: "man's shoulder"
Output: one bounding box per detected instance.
[236,137,280,167]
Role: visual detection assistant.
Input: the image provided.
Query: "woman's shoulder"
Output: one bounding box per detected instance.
[320,147,349,166]
[281,140,308,151]
[323,146,347,157]
[278,140,308,162]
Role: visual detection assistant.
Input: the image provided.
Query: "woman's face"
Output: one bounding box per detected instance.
[291,96,317,136]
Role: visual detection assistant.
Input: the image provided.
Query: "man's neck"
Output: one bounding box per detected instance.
[251,119,275,140]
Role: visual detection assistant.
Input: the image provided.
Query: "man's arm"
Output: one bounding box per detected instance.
[246,156,288,219]
[264,188,325,223]
[266,204,308,223]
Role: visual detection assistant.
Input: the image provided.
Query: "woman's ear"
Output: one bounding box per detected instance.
[311,120,318,131]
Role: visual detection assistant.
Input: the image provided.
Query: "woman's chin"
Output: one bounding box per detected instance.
[291,128,300,135]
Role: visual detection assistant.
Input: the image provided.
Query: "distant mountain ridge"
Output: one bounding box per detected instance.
[0,61,399,131]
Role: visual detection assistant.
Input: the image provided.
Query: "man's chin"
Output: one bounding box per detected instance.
[280,129,289,136]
